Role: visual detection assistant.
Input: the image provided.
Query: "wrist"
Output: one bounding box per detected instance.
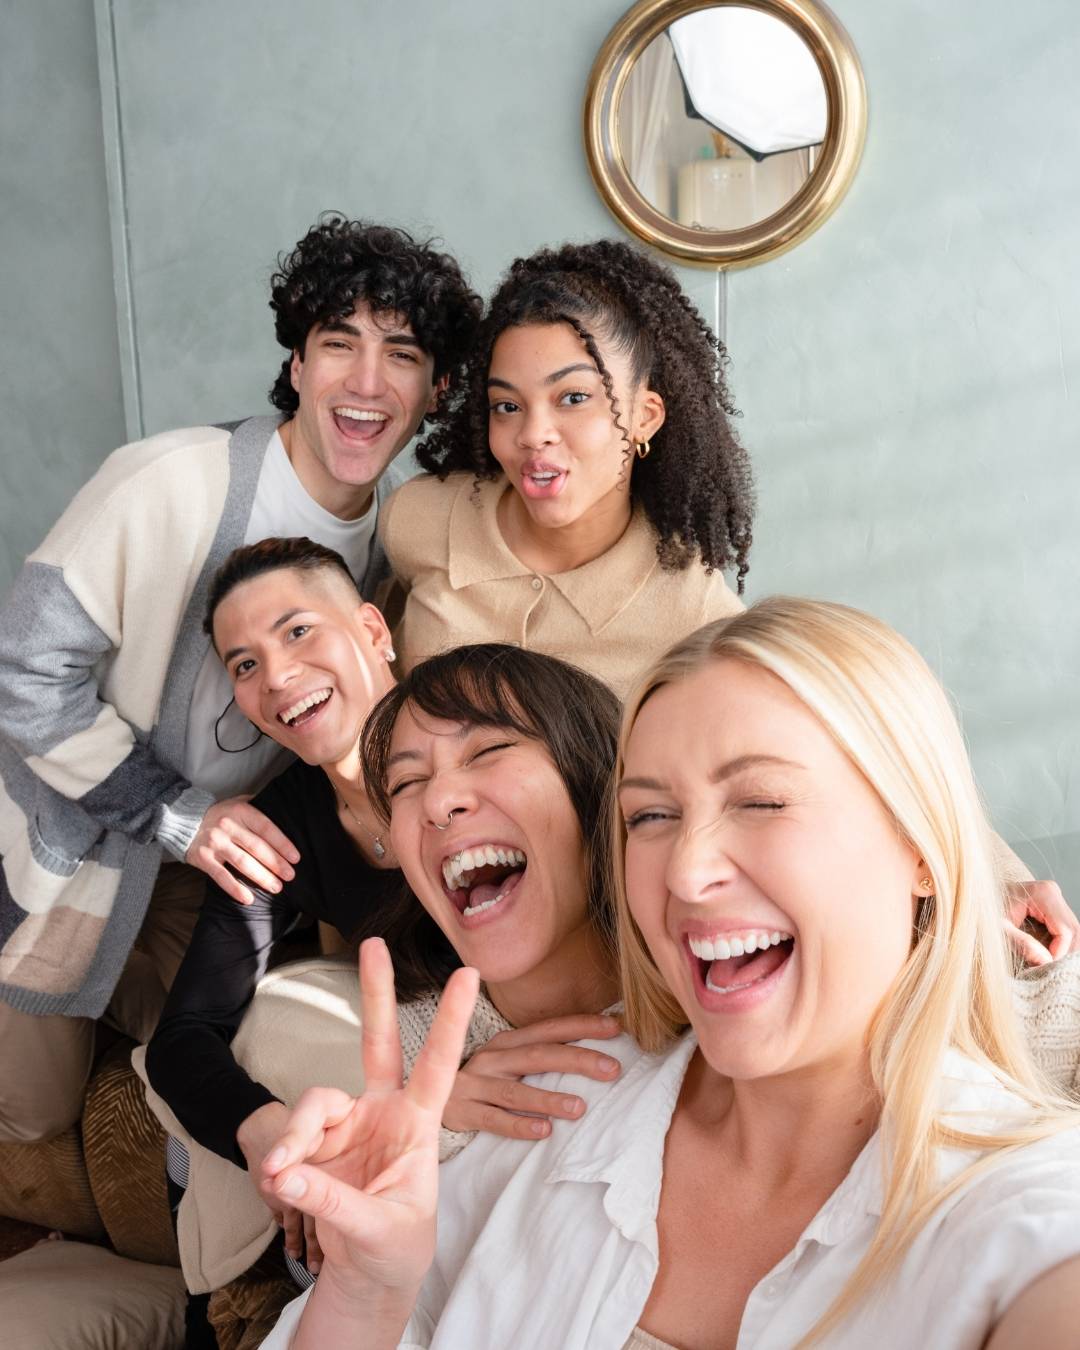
[319,1262,422,1319]
[236,1100,289,1167]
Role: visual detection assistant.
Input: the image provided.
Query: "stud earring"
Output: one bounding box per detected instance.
[385,647,396,663]
[919,877,934,894]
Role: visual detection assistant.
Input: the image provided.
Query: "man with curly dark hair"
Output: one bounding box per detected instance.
[0,215,480,1147]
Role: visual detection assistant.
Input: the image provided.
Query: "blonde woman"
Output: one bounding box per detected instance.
[258,600,1080,1350]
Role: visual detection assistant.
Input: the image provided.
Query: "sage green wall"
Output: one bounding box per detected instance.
[730,2,1080,895]
[2,0,1077,895]
[0,0,125,589]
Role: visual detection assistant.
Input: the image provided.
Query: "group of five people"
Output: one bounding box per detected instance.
[1,214,1078,1346]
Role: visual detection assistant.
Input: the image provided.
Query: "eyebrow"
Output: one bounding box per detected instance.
[321,319,423,348]
[385,722,489,771]
[221,608,309,665]
[487,362,597,392]
[618,754,805,795]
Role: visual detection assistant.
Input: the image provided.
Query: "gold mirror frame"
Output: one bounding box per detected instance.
[584,0,867,268]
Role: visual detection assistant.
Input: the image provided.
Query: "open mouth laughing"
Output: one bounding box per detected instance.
[441,844,528,920]
[686,928,795,1003]
[278,687,332,728]
[332,405,390,442]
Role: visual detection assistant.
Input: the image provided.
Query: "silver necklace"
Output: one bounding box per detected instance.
[338,793,387,860]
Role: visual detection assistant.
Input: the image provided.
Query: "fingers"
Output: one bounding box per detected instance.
[281,1203,304,1262]
[234,805,301,867]
[1005,880,1078,962]
[1004,921,1052,967]
[468,1041,622,1083]
[406,966,480,1115]
[359,938,404,1093]
[196,857,256,906]
[186,800,300,903]
[446,1075,597,1139]
[477,1013,622,1051]
[262,1087,359,1176]
[203,835,288,894]
[272,1163,391,1242]
[303,1212,323,1275]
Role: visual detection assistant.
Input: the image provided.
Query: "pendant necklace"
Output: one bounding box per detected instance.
[338,792,387,860]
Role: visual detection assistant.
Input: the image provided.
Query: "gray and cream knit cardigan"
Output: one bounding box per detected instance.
[0,415,408,1019]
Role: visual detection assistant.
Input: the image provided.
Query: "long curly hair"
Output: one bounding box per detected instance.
[268,213,482,421]
[416,239,754,586]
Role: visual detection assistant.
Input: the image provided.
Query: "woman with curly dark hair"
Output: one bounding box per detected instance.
[379,238,755,697]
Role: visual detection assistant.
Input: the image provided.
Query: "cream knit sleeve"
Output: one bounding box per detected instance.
[1014,953,1080,1093]
[397,989,514,1162]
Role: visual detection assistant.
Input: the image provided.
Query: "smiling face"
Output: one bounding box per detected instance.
[486,322,665,538]
[619,658,919,1083]
[213,566,394,767]
[284,301,441,517]
[385,704,590,986]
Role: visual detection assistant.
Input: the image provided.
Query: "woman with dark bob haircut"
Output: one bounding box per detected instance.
[379,238,754,699]
[145,555,625,1323]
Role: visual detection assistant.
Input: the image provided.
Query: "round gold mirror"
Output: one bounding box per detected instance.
[584,0,867,268]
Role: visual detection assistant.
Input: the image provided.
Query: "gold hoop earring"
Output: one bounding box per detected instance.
[635,440,651,459]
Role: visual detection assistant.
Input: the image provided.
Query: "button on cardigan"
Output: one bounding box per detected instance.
[379,472,743,700]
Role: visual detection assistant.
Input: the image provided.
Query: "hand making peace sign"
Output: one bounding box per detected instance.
[261,938,479,1312]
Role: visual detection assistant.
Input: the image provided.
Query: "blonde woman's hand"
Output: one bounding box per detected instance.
[1005,880,1079,965]
[443,1015,623,1140]
[261,938,479,1302]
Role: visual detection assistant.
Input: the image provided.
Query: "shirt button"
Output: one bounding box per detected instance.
[531,576,543,590]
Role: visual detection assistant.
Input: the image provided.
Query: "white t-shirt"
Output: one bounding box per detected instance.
[183,431,377,800]
[264,1037,1080,1350]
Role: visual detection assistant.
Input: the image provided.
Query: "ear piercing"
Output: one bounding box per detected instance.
[385,647,396,663]
[635,440,652,459]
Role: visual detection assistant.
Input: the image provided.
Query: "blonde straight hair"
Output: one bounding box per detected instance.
[613,597,1078,1343]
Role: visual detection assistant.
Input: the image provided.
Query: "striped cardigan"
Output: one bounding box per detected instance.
[0,415,407,1018]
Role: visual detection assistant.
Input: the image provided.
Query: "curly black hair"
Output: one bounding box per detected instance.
[268,213,482,420]
[415,239,754,588]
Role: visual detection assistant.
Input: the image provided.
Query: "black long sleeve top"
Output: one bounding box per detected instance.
[145,758,403,1167]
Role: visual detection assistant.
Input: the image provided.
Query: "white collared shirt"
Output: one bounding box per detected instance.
[263,1037,1080,1349]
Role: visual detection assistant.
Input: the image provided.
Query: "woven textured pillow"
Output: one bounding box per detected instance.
[0,1126,103,1238]
[82,1042,177,1265]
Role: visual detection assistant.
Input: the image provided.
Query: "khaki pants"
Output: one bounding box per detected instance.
[0,861,204,1143]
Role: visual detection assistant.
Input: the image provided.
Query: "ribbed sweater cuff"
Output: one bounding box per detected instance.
[157,786,215,860]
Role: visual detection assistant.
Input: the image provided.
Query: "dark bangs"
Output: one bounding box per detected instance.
[361,644,621,950]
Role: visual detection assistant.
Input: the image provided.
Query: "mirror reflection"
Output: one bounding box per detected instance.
[618,6,827,231]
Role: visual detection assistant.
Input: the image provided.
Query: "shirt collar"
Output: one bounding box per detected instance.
[446,475,661,635]
[796,1049,1032,1252]
[538,1043,1023,1258]
[542,1033,696,1248]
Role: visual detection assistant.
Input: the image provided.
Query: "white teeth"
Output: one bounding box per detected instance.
[441,845,526,892]
[463,889,511,918]
[687,930,792,961]
[334,407,388,421]
[279,689,331,725]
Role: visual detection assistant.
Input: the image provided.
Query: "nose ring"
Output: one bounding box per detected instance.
[433,810,458,832]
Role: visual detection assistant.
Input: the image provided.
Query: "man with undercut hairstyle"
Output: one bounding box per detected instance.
[0,214,481,1146]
